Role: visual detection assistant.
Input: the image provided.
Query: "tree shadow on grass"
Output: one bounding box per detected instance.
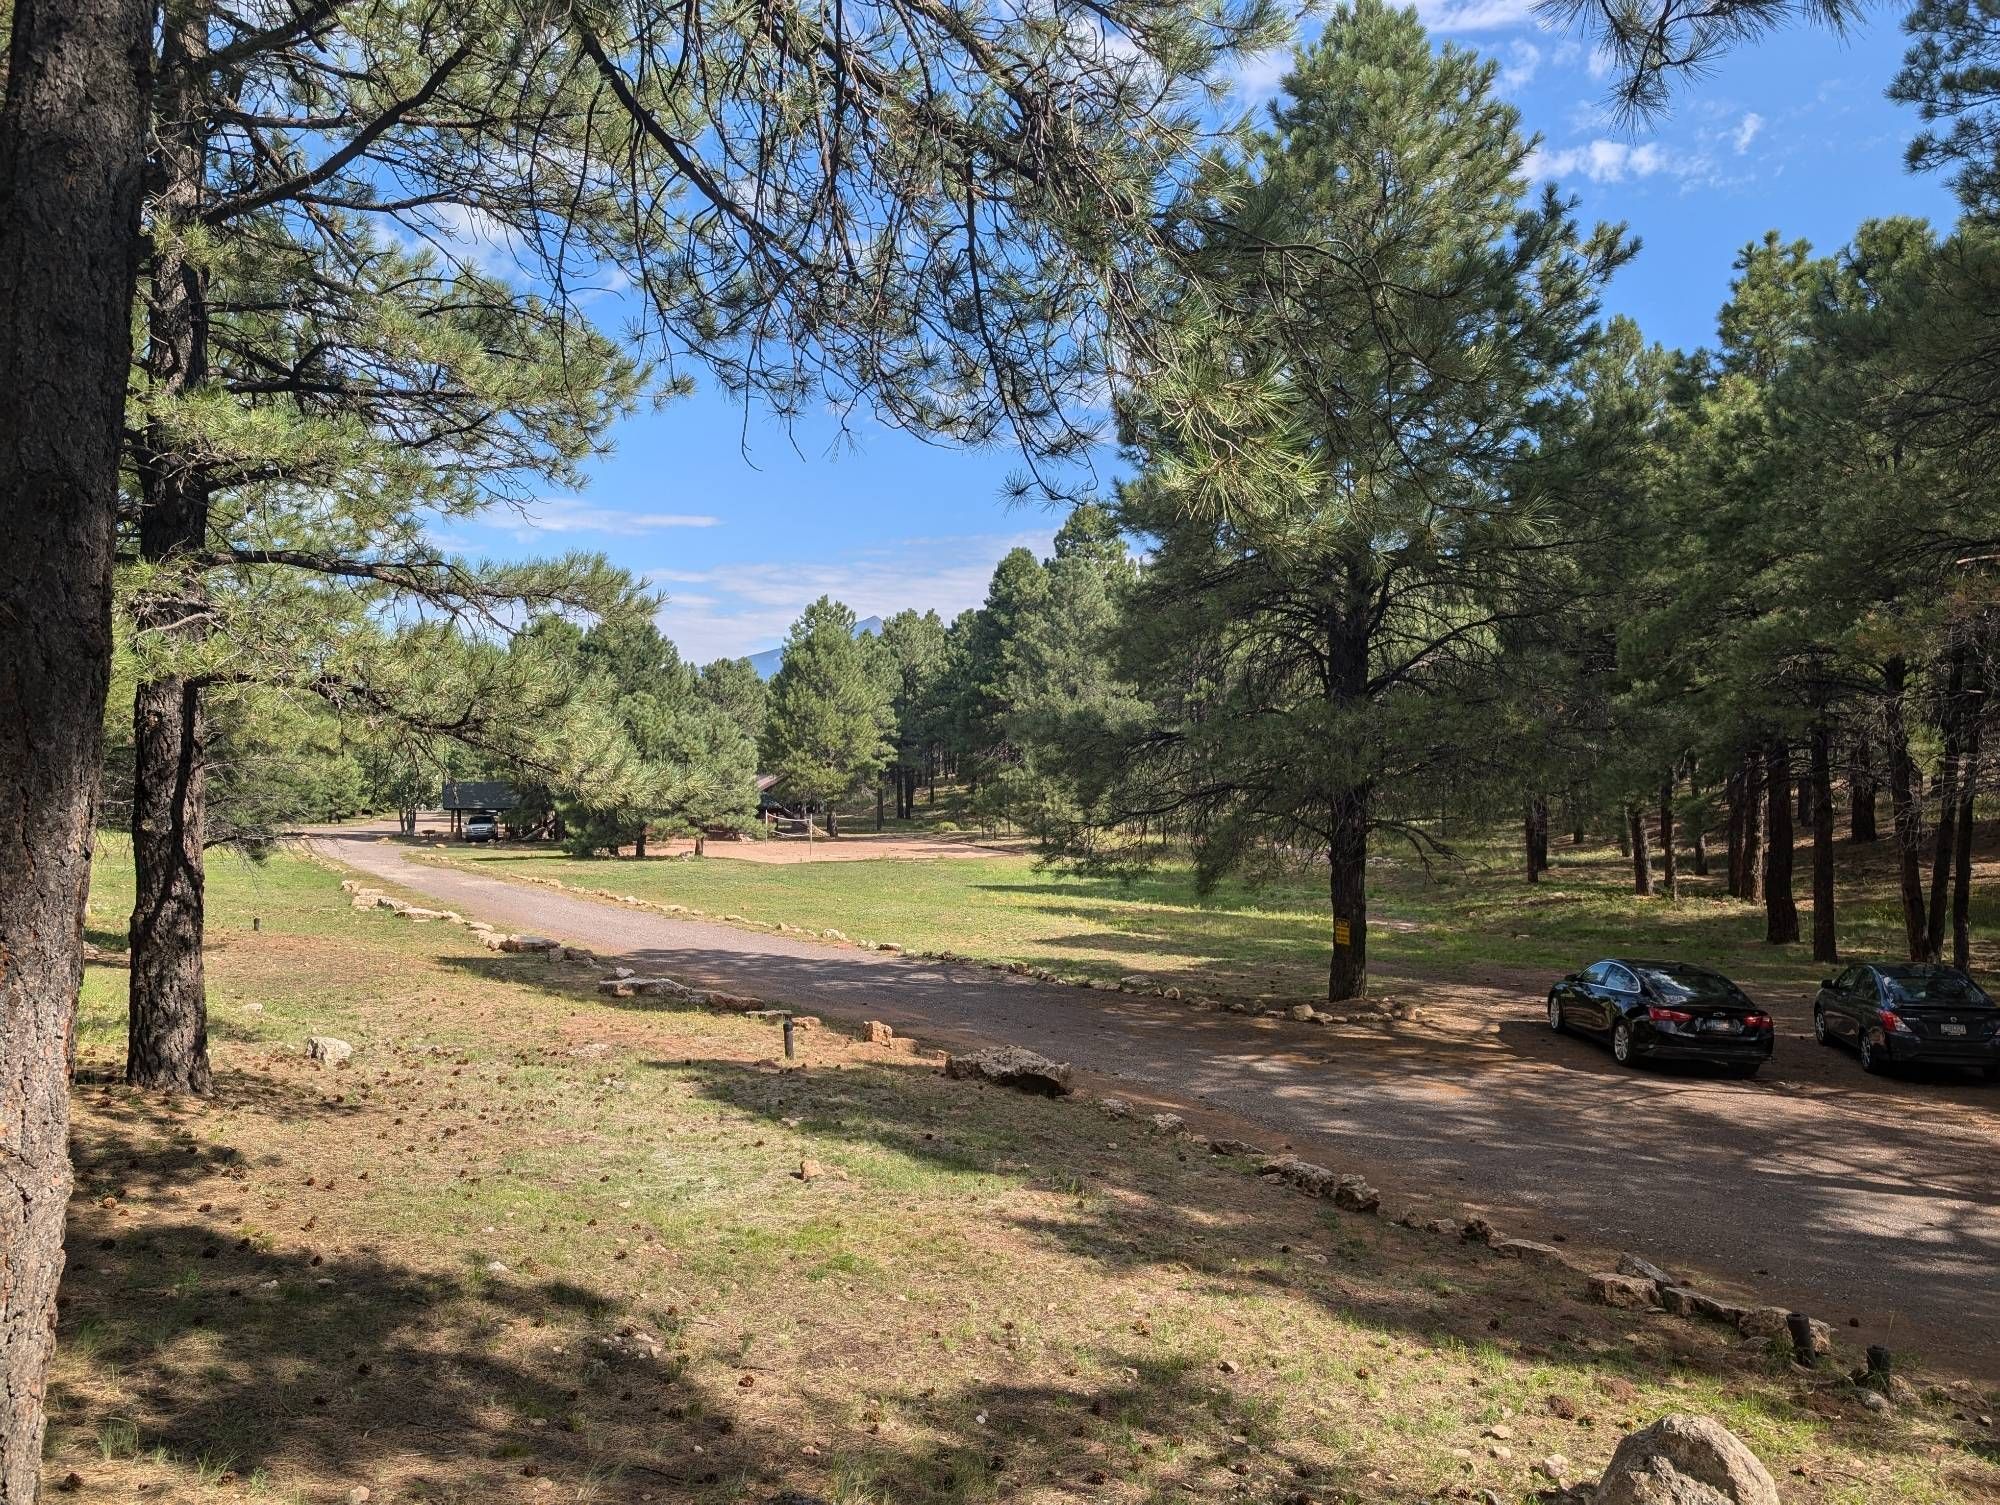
[52,1135,1412,1504]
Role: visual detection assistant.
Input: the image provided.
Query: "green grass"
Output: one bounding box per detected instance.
[52,841,1998,1504]
[420,812,2000,1004]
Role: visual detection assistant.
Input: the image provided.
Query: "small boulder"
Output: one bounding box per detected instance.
[797,1160,823,1181]
[1460,1216,1501,1246]
[1593,1415,1778,1505]
[499,933,558,953]
[1208,1137,1265,1158]
[1493,1238,1568,1268]
[1589,1272,1660,1310]
[1287,1004,1318,1022]
[1147,1113,1185,1135]
[1333,1173,1380,1213]
[1260,1155,1340,1198]
[1619,1252,1679,1286]
[942,1046,1073,1097]
[305,1036,354,1066]
[1098,1097,1134,1119]
[863,1020,895,1045]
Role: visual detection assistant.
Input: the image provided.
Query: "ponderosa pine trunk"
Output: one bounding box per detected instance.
[0,0,153,1487]
[127,10,215,1095]
[1328,785,1369,1001]
[1659,779,1678,901]
[1764,740,1800,944]
[1742,751,1765,905]
[1925,646,1967,961]
[1810,723,1837,964]
[1628,802,1652,895]
[1725,766,1745,896]
[1883,658,1929,961]
[1849,734,1879,843]
[1953,707,1982,972]
[1524,793,1549,882]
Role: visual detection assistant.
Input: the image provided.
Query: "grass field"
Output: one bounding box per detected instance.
[417,814,2000,1005]
[50,839,2000,1504]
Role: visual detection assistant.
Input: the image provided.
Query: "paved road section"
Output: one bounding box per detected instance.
[314,824,2000,1376]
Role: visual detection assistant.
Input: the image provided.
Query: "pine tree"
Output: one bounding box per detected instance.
[762,599,895,837]
[1098,1,1629,1000]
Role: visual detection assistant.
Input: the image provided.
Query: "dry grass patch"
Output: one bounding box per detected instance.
[45,843,2000,1505]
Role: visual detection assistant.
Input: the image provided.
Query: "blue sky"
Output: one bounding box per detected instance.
[446,4,1954,665]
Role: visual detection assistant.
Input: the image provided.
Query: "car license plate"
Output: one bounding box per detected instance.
[1701,1018,1738,1033]
[1942,1023,1967,1037]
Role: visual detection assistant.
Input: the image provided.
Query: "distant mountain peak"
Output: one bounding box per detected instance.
[747,613,884,680]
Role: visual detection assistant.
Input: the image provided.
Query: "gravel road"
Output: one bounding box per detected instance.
[315,823,2000,1377]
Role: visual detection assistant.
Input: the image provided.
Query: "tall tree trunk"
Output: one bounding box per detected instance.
[1693,827,1709,876]
[1659,779,1678,900]
[1523,794,1546,882]
[1953,707,1982,972]
[1810,722,1837,964]
[1925,646,1967,961]
[0,0,152,1487]
[1764,740,1800,944]
[1883,658,1929,961]
[1742,751,1765,904]
[1848,734,1879,842]
[1328,785,1369,1002]
[127,10,213,1094]
[1628,802,1652,895]
[633,825,646,859]
[1725,767,1745,896]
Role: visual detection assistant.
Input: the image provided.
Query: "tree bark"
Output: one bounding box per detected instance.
[1848,734,1879,843]
[127,9,214,1095]
[1523,794,1548,882]
[1328,785,1369,1001]
[876,779,884,831]
[1883,657,1929,961]
[633,825,646,859]
[1925,647,1967,961]
[0,0,152,1487]
[1764,740,1800,944]
[1810,722,1837,964]
[1742,751,1765,904]
[1725,766,1745,896]
[1628,802,1652,895]
[1658,779,1678,901]
[1953,707,1982,972]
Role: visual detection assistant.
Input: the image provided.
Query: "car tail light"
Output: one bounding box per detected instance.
[1878,1009,1914,1034]
[1647,1006,1692,1024]
[1745,1013,1771,1030]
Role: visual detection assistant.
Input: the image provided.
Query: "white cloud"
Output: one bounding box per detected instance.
[1499,40,1542,90]
[650,529,1054,664]
[1732,112,1765,154]
[1414,0,1538,28]
[1526,137,1693,184]
[511,498,720,537]
[1227,46,1293,105]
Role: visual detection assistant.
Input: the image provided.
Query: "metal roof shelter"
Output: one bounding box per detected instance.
[440,780,518,812]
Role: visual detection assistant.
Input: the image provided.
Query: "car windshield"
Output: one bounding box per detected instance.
[1883,968,1990,1006]
[1632,967,1740,1004]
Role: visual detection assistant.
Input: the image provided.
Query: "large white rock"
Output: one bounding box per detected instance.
[1595,1415,1779,1505]
[942,1045,1072,1096]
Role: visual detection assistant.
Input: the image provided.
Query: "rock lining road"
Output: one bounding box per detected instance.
[314,823,2000,1377]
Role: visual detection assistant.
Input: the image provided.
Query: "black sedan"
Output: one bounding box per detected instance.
[1546,959,1774,1076]
[1813,963,2000,1079]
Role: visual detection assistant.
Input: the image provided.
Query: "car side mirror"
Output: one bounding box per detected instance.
[1820,979,1835,990]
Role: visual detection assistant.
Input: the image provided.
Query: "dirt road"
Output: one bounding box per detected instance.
[315,823,2000,1377]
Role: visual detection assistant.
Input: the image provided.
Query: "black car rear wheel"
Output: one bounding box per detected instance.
[1813,1007,1830,1046]
[1859,1032,1890,1076]
[1547,993,1564,1033]
[1611,1022,1637,1067]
